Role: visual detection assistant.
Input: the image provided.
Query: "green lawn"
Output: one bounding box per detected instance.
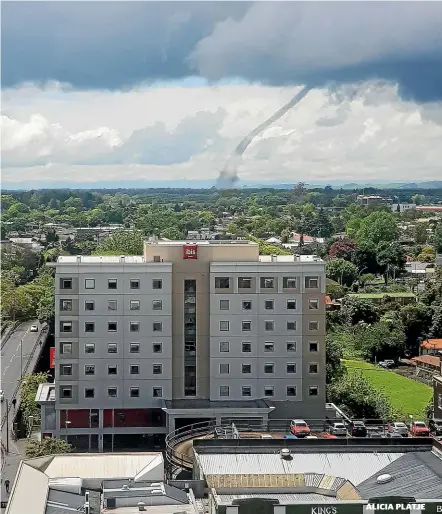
[343,359,432,418]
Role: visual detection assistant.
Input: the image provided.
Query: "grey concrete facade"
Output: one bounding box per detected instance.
[45,243,326,447]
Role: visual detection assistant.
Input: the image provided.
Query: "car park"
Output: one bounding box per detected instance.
[30,325,38,332]
[411,421,430,436]
[388,422,409,437]
[329,422,347,436]
[429,419,442,436]
[348,421,367,437]
[290,419,311,438]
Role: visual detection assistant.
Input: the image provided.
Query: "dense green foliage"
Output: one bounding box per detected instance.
[26,437,73,458]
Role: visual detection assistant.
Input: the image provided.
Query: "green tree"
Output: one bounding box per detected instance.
[397,303,432,354]
[417,246,435,263]
[326,258,357,286]
[356,211,399,246]
[429,304,442,338]
[20,372,50,422]
[327,371,394,419]
[376,241,406,282]
[434,223,442,254]
[341,296,379,325]
[26,438,73,458]
[94,230,144,255]
[325,335,346,384]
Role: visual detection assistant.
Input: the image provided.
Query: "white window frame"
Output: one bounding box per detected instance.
[130,321,140,332]
[260,277,275,289]
[220,299,230,310]
[219,320,230,332]
[219,385,230,397]
[130,279,140,289]
[85,300,95,311]
[286,342,297,352]
[130,300,140,311]
[219,363,230,374]
[219,341,230,353]
[309,299,319,310]
[61,342,72,354]
[287,363,297,374]
[265,320,274,331]
[242,320,251,331]
[309,320,319,331]
[242,386,252,397]
[153,363,163,375]
[153,387,163,398]
[287,299,297,310]
[152,300,163,311]
[108,365,118,375]
[264,342,274,352]
[108,300,117,311]
[287,321,297,331]
[107,343,117,354]
[108,387,118,398]
[130,364,140,375]
[264,363,274,374]
[130,387,140,398]
[85,343,95,354]
[264,385,274,397]
[130,342,140,353]
[84,364,95,376]
[153,321,163,332]
[108,278,118,289]
[84,278,95,289]
[265,299,274,310]
[287,386,297,397]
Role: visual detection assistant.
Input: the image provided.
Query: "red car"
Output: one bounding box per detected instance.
[322,433,337,439]
[290,419,311,437]
[411,421,430,436]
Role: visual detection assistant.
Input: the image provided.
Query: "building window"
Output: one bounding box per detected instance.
[85,364,95,376]
[130,300,140,311]
[152,300,162,311]
[242,321,251,331]
[108,279,118,289]
[309,386,319,396]
[220,299,230,310]
[130,279,140,289]
[287,342,296,352]
[260,277,274,289]
[264,363,274,374]
[219,363,230,374]
[242,364,251,374]
[108,387,117,398]
[153,279,163,290]
[265,299,274,310]
[287,363,297,374]
[61,278,72,289]
[61,364,72,376]
[85,388,95,399]
[309,299,319,310]
[287,299,297,310]
[85,322,95,333]
[264,342,274,353]
[85,300,95,311]
[149,343,161,355]
[153,387,163,398]
[153,364,162,375]
[242,300,252,310]
[287,386,297,397]
[85,343,95,354]
[108,322,117,332]
[219,386,230,397]
[85,278,95,289]
[153,321,162,332]
[287,321,297,331]
[184,279,197,397]
[107,343,117,354]
[215,277,230,289]
[60,300,72,311]
[309,363,319,374]
[242,386,252,397]
[309,320,319,331]
[305,276,319,289]
[438,393,442,409]
[264,386,274,397]
[238,277,252,289]
[61,321,72,333]
[108,365,117,375]
[265,320,274,331]
[60,342,72,354]
[309,343,319,354]
[130,342,140,353]
[219,341,230,353]
[242,342,251,353]
[220,320,230,331]
[108,300,117,311]
[130,364,140,375]
[130,322,140,332]
[283,277,297,288]
[61,387,72,398]
[130,387,139,398]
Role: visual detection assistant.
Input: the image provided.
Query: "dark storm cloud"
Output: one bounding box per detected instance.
[2,1,442,101]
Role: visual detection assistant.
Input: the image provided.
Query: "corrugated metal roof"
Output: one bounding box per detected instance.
[357,451,442,499]
[197,452,403,486]
[216,493,333,503]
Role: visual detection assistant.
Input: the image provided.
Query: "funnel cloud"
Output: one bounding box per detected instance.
[216,86,311,188]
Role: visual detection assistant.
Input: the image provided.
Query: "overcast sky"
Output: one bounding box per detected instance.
[2,1,442,187]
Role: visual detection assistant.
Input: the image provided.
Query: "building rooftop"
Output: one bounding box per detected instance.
[57,255,146,264]
[35,383,55,403]
[145,239,256,246]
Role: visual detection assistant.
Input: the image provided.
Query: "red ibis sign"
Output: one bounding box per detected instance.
[183,244,198,260]
[50,347,55,369]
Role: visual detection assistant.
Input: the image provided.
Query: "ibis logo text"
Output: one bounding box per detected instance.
[311,508,337,514]
[183,245,198,260]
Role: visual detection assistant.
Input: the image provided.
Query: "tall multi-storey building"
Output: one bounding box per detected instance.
[39,240,326,451]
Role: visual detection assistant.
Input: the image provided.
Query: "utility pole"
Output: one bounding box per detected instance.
[6,399,9,453]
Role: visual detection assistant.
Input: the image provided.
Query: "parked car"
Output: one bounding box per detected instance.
[260,434,273,439]
[388,422,409,437]
[290,419,311,438]
[349,421,367,437]
[367,430,386,438]
[411,421,430,436]
[322,433,337,439]
[429,419,442,436]
[329,422,347,436]
[30,325,38,332]
[0,390,4,402]
[386,432,403,438]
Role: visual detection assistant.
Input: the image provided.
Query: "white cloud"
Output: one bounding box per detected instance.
[1,80,442,185]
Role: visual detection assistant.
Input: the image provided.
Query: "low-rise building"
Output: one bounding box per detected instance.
[391,203,416,213]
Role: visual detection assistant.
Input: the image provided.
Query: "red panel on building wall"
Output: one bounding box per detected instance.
[103,409,166,428]
[49,347,55,369]
[183,244,198,260]
[60,409,90,428]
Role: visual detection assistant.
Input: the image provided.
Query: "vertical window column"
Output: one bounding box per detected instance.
[184,279,197,396]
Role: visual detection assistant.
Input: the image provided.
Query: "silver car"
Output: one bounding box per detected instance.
[330,422,347,436]
[388,422,409,436]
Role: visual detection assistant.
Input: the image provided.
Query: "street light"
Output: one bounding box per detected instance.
[65,420,71,442]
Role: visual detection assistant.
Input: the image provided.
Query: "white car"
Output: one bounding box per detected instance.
[329,422,348,436]
[388,422,409,436]
[30,325,38,332]
[0,390,4,402]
